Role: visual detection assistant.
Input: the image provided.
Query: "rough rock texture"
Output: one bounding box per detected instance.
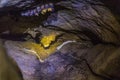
[4,41,89,80]
[0,40,23,80]
[0,0,120,80]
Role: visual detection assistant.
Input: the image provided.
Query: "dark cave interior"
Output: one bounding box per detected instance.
[0,0,120,80]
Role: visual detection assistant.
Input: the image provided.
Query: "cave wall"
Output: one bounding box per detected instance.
[0,0,120,80]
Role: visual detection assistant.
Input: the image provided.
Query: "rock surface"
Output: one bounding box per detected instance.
[0,0,120,80]
[0,40,23,80]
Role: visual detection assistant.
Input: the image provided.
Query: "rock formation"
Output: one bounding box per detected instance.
[0,0,120,80]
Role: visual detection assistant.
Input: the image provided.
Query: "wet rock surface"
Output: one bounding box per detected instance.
[0,0,120,80]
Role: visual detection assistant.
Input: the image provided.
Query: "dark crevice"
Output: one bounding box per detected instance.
[42,25,120,47]
[100,0,120,23]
